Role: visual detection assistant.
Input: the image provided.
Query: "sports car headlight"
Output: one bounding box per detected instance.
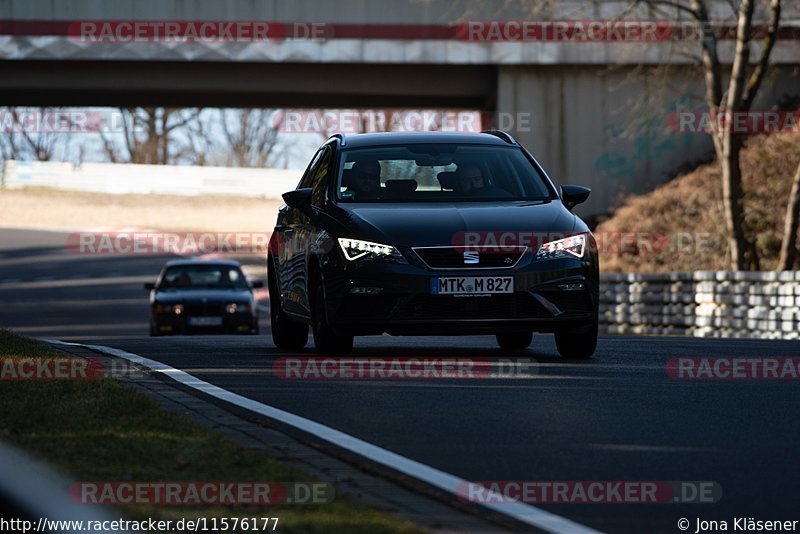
[536,234,586,260]
[337,238,407,263]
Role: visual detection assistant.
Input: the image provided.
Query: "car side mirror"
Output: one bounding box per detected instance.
[561,185,591,211]
[282,188,313,210]
[250,280,264,289]
[144,282,155,290]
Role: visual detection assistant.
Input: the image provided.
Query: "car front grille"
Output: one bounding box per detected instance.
[412,246,527,269]
[183,302,224,316]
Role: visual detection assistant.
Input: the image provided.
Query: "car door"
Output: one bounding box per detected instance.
[293,147,333,315]
[276,148,324,316]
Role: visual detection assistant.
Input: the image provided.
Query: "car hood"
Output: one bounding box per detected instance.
[335,201,578,247]
[153,289,253,304]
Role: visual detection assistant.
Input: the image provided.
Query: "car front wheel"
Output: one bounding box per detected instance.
[269,261,308,350]
[312,284,353,355]
[554,315,598,359]
[496,332,533,350]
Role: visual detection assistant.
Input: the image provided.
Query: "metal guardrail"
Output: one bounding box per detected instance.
[2,160,300,199]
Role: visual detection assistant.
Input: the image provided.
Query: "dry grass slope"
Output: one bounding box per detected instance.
[597,132,800,272]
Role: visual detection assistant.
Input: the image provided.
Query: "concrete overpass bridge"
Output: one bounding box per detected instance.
[1,0,799,216]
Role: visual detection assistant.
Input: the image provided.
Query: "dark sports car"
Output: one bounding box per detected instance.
[146,259,262,336]
[268,131,598,357]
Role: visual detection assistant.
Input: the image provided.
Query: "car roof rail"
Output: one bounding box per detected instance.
[481,130,518,145]
[328,133,346,146]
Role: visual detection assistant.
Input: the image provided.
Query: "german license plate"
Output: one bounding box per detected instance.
[188,316,223,326]
[431,276,514,295]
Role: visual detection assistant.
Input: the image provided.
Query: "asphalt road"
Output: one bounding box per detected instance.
[2,228,799,533]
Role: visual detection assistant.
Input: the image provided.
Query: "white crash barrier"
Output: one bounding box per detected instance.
[600,271,800,339]
[0,160,300,199]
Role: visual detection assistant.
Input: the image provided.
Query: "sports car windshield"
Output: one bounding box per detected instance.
[335,144,555,203]
[159,265,249,290]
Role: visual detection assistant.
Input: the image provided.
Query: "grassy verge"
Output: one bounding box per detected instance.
[0,330,422,533]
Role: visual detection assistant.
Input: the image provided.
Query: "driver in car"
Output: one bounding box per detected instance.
[455,164,512,197]
[348,160,384,200]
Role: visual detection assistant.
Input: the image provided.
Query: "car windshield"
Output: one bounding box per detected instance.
[335,144,554,203]
[159,265,248,290]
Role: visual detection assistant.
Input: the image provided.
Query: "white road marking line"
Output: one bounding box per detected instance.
[0,275,152,290]
[44,339,602,534]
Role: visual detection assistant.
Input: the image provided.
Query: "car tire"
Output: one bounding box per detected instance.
[312,284,353,355]
[554,315,598,359]
[269,262,308,350]
[496,332,532,349]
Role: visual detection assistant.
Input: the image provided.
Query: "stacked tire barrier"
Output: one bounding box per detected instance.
[600,271,800,339]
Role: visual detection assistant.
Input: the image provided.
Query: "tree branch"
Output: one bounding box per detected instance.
[725,0,755,113]
[741,0,781,111]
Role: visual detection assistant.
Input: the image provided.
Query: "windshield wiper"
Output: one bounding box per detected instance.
[517,198,550,206]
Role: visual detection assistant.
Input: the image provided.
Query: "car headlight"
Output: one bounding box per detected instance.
[155,303,183,315]
[226,303,252,314]
[536,234,586,260]
[337,238,407,263]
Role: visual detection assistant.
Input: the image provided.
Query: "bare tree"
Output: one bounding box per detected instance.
[99,107,202,165]
[636,0,782,270]
[778,161,800,269]
[0,107,74,162]
[219,109,282,168]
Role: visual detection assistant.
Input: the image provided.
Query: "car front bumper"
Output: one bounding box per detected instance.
[320,249,598,336]
[151,313,257,335]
